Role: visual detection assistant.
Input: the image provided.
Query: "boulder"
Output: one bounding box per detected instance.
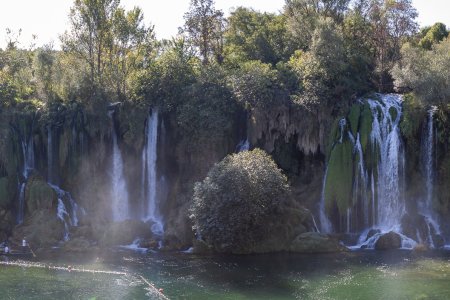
[11,210,65,248]
[99,220,153,247]
[0,209,13,237]
[366,229,381,241]
[289,232,347,253]
[413,243,429,252]
[63,237,96,252]
[25,176,58,214]
[138,239,159,250]
[374,231,401,250]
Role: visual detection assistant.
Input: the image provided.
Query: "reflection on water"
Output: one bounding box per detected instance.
[2,249,450,299]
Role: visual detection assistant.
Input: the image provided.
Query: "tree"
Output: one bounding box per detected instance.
[190,149,290,253]
[229,60,280,109]
[289,18,346,109]
[182,0,225,64]
[107,6,155,98]
[224,7,292,65]
[364,0,418,91]
[418,22,449,50]
[61,0,155,100]
[34,45,56,102]
[61,0,120,86]
[284,0,350,49]
[392,38,450,106]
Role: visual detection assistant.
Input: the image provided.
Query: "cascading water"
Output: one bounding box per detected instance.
[319,167,332,233]
[109,112,130,222]
[422,107,438,217]
[18,135,35,224]
[368,94,405,230]
[236,139,250,152]
[420,106,441,246]
[47,126,84,240]
[51,184,83,241]
[142,109,164,236]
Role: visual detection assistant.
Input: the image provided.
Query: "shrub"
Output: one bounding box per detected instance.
[190,149,289,253]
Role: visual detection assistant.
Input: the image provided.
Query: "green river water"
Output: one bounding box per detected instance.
[1,249,450,299]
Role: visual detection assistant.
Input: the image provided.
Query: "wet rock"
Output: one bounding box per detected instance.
[192,239,214,254]
[413,243,429,252]
[289,232,347,253]
[63,237,94,252]
[25,175,58,213]
[374,231,401,250]
[366,229,381,241]
[99,220,153,247]
[11,210,65,248]
[138,239,159,250]
[0,209,13,238]
[431,232,445,249]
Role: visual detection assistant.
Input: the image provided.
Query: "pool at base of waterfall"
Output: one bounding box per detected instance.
[2,249,450,299]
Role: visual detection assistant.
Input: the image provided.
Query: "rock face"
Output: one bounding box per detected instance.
[289,232,347,253]
[374,231,402,250]
[10,178,63,248]
[12,210,65,248]
[99,220,153,247]
[401,213,444,248]
[25,176,57,213]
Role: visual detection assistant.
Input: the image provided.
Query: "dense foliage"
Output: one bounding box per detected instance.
[1,0,432,121]
[190,149,290,253]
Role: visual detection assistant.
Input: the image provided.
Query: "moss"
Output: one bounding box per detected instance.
[348,103,361,137]
[25,177,57,214]
[359,103,373,153]
[326,118,344,160]
[325,137,354,214]
[400,93,424,153]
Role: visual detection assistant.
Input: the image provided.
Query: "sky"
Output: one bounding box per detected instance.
[0,0,449,49]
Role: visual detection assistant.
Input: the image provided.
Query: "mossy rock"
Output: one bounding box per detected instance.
[325,118,343,159]
[25,176,57,214]
[289,232,347,253]
[359,103,373,153]
[348,103,361,137]
[325,137,354,214]
[12,209,65,248]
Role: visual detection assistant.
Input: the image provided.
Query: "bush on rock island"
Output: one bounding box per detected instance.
[191,149,319,254]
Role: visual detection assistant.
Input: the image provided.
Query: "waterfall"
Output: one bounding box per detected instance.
[368,94,405,230]
[319,166,332,233]
[46,127,84,240]
[17,135,35,224]
[142,109,164,236]
[236,139,250,152]
[354,133,368,227]
[109,112,130,222]
[420,107,441,244]
[422,107,438,217]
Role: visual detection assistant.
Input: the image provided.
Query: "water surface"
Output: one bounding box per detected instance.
[2,249,450,299]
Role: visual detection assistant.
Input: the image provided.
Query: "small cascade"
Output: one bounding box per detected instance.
[319,166,332,233]
[17,135,35,224]
[338,118,346,143]
[109,112,130,222]
[142,109,164,236]
[420,107,440,236]
[368,94,405,230]
[50,183,84,241]
[236,139,250,152]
